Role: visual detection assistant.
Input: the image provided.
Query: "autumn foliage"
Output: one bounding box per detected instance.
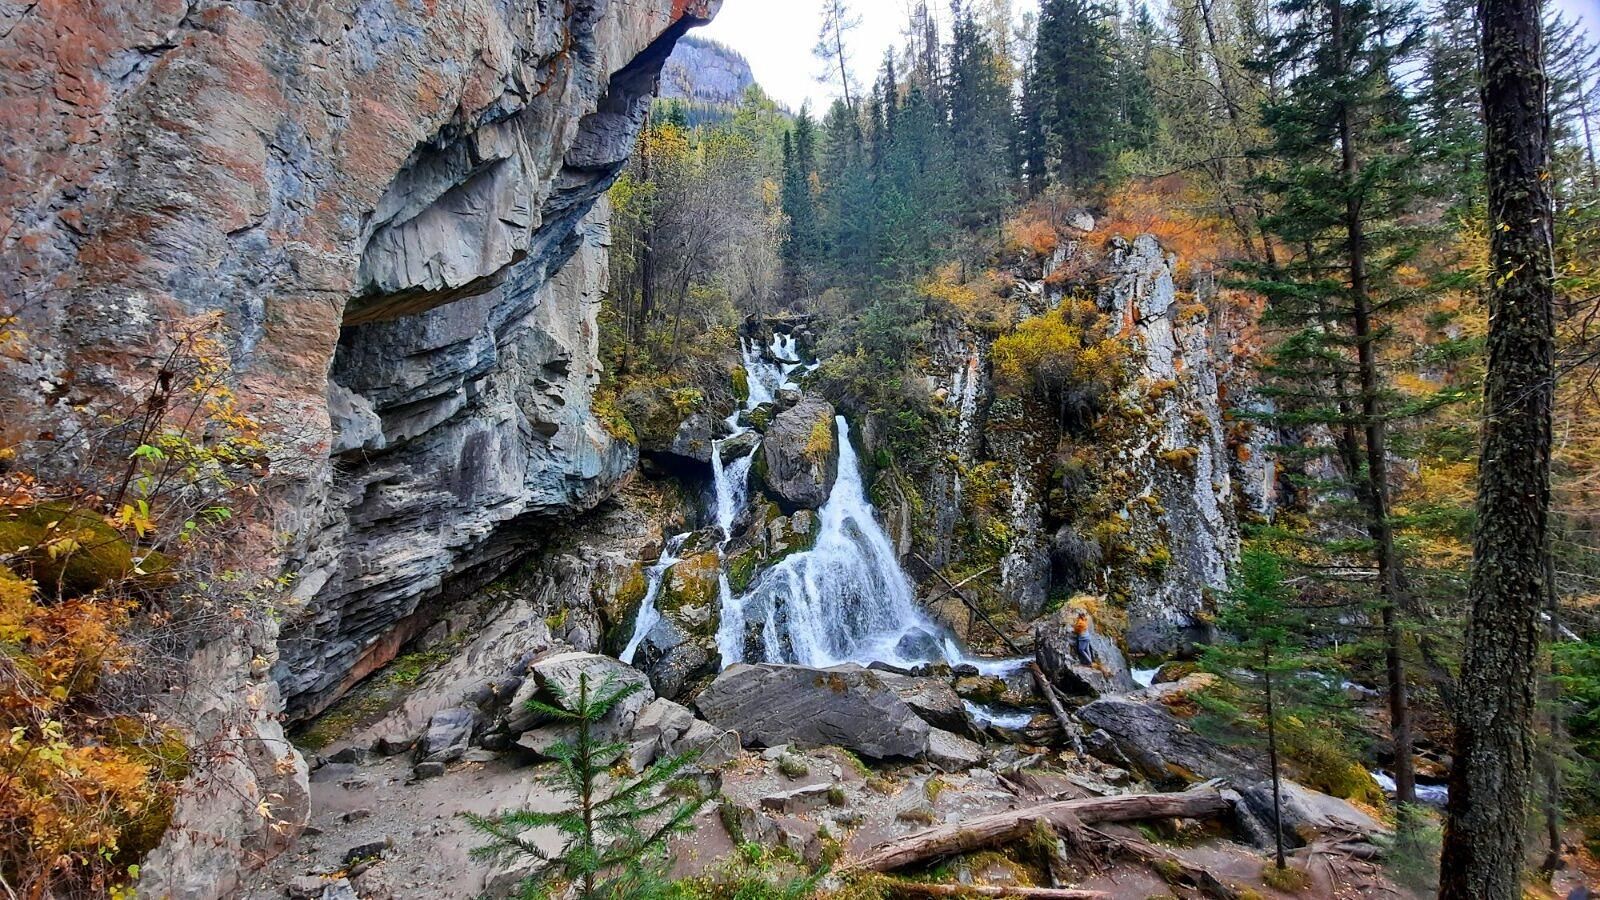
[1,314,271,897]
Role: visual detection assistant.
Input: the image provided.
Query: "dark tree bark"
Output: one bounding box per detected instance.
[1439,0,1556,895]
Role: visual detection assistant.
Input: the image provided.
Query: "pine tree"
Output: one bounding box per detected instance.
[947,0,1017,226]
[781,110,823,297]
[1198,546,1340,872]
[815,0,861,111]
[464,674,706,900]
[1031,0,1118,189]
[1245,0,1432,814]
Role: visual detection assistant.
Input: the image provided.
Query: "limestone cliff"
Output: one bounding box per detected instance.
[1,0,717,893]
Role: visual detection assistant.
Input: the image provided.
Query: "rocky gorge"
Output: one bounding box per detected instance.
[0,2,1449,898]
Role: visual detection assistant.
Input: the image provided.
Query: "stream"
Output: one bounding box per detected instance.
[623,330,1024,678]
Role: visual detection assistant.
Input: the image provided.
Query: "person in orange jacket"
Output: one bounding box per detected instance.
[1073,610,1095,666]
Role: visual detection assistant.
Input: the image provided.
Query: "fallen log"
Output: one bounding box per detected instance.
[846,789,1232,874]
[878,882,1106,898]
[1028,662,1085,759]
[1084,826,1240,900]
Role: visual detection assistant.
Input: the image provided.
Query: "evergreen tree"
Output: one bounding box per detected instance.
[1032,0,1118,189]
[781,110,823,296]
[465,674,706,900]
[1244,0,1432,813]
[1199,546,1343,872]
[947,0,1017,225]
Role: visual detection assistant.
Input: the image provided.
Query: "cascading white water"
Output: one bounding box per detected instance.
[711,447,757,541]
[620,532,690,665]
[725,416,956,669]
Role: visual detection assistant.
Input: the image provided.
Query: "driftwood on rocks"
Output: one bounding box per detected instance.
[846,789,1233,874]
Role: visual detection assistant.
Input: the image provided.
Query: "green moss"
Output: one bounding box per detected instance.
[727,548,760,593]
[0,503,171,597]
[1137,545,1172,576]
[748,404,774,430]
[803,416,835,465]
[1261,864,1309,892]
[731,366,750,404]
[778,754,809,778]
[660,551,720,617]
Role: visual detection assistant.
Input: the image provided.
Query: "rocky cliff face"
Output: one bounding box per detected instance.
[1,0,717,892]
[897,227,1251,658]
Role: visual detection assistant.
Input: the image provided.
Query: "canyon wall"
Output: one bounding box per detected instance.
[1,0,717,893]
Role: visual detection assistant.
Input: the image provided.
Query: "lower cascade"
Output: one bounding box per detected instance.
[649,331,1020,676]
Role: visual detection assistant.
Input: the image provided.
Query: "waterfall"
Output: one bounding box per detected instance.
[725,416,956,669]
[711,446,757,541]
[620,532,690,665]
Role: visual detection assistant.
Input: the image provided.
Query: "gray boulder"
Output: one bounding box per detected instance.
[1077,696,1254,786]
[510,652,654,756]
[628,698,740,771]
[1034,608,1137,697]
[926,728,985,772]
[666,410,724,464]
[876,672,977,737]
[1233,778,1389,850]
[758,398,838,509]
[760,784,836,814]
[417,706,479,764]
[696,663,931,760]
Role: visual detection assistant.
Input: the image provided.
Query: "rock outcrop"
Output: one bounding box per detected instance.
[758,398,839,509]
[1099,235,1240,654]
[1,0,718,892]
[696,663,932,760]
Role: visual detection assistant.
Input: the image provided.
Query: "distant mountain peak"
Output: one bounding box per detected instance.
[659,34,755,106]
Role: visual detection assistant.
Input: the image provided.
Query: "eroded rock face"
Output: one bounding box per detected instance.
[1,0,717,892]
[1099,235,1240,655]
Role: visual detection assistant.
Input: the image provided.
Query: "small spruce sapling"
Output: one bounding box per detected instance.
[463,673,706,899]
[1198,545,1336,871]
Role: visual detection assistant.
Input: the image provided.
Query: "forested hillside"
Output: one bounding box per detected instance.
[598,0,1600,892]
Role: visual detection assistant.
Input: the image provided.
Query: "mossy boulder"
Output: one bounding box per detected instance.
[0,503,171,597]
[758,398,838,509]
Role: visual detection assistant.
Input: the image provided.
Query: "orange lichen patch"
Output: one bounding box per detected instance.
[1093,177,1242,277]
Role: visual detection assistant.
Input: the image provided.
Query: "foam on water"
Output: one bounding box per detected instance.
[620,532,690,665]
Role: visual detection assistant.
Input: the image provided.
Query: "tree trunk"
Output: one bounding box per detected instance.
[1330,0,1415,810]
[1439,0,1556,895]
[878,884,1105,899]
[846,790,1232,874]
[1263,645,1287,870]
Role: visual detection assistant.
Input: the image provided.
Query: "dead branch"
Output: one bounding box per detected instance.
[876,882,1107,898]
[846,789,1233,874]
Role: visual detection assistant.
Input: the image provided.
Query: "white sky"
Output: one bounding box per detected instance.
[697,0,1600,114]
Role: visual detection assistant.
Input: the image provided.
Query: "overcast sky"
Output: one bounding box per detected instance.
[698,0,1600,113]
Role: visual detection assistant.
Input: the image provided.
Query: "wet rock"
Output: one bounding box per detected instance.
[1034,607,1137,697]
[718,429,761,462]
[696,663,931,760]
[758,398,839,509]
[1078,696,1254,786]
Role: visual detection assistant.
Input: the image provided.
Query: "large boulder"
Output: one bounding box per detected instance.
[1077,696,1254,786]
[875,672,977,737]
[696,663,931,760]
[758,398,839,509]
[628,698,740,770]
[1034,607,1137,697]
[1232,778,1389,850]
[416,706,479,765]
[509,652,655,755]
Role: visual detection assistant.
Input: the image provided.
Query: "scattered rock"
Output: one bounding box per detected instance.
[340,808,373,823]
[760,784,836,814]
[341,839,391,868]
[328,746,374,766]
[697,663,931,760]
[321,879,358,900]
[718,429,761,462]
[286,875,328,899]
[411,761,446,780]
[417,705,478,764]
